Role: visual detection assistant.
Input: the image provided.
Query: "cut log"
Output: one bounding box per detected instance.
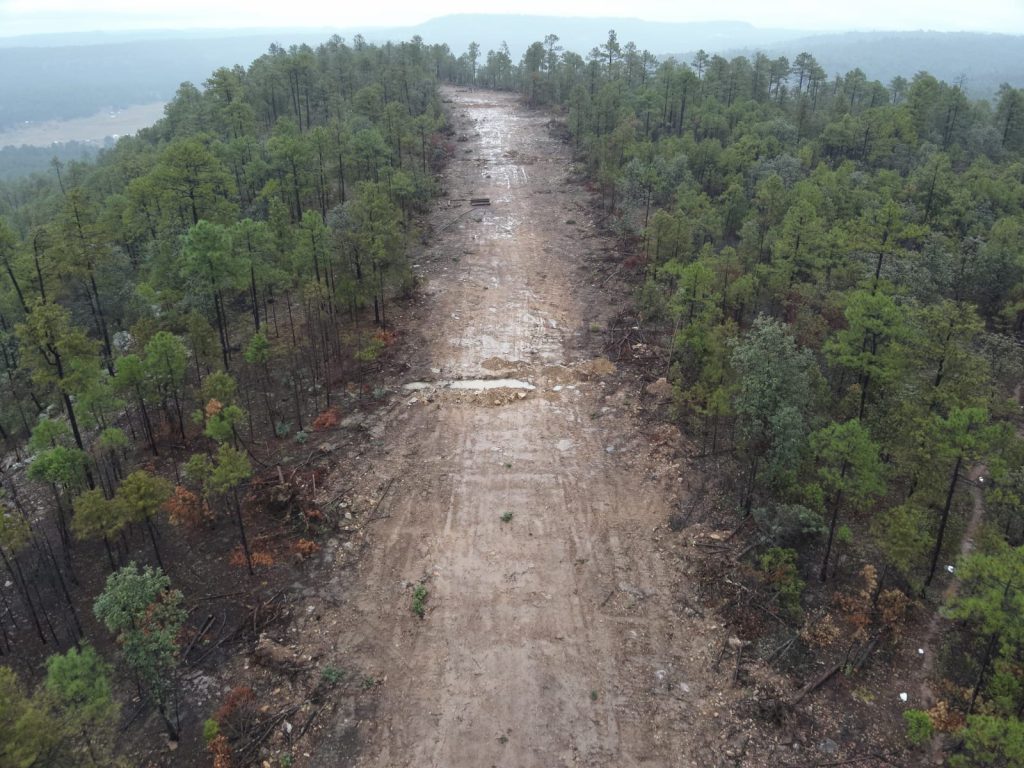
[470,197,491,206]
[789,661,843,706]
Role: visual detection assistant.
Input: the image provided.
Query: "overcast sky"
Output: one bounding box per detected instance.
[1,0,1023,37]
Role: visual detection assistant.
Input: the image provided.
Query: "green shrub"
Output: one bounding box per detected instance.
[903,709,934,745]
[757,547,805,619]
[203,718,220,743]
[320,666,343,686]
[836,524,854,546]
[753,504,825,548]
[411,585,428,618]
[355,336,385,362]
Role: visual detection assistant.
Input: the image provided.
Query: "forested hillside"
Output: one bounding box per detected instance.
[0,142,100,181]
[2,24,1024,767]
[463,31,1024,764]
[0,35,452,765]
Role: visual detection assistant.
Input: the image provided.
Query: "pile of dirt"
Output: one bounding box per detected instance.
[576,356,617,379]
[480,356,531,375]
[646,376,675,403]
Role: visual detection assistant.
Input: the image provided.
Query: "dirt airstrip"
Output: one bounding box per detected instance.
[299,88,762,768]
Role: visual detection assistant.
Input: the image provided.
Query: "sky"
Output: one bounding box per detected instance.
[1,0,1023,37]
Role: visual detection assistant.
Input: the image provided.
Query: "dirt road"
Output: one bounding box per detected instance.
[312,89,738,767]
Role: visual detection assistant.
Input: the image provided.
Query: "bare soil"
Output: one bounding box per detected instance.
[293,89,763,768]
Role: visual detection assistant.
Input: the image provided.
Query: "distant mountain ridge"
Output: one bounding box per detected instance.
[0,15,1021,130]
[711,30,1024,99]
[367,15,806,58]
[0,16,804,54]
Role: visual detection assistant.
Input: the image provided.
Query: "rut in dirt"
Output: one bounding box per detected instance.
[310,89,733,768]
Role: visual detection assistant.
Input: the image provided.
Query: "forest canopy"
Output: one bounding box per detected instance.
[0,25,1023,767]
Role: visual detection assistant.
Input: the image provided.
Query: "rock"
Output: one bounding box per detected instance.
[646,377,674,402]
[818,738,839,755]
[253,635,304,674]
[728,733,750,755]
[577,357,617,380]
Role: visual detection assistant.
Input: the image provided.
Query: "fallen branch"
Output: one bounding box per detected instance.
[367,477,397,522]
[765,634,798,664]
[193,591,246,603]
[712,637,730,671]
[190,614,230,665]
[781,754,903,768]
[119,700,149,732]
[601,264,623,287]
[848,632,884,674]
[438,206,480,232]
[732,643,745,685]
[182,614,216,661]
[295,700,332,742]
[724,515,752,543]
[677,594,705,619]
[789,661,843,706]
[733,537,767,562]
[723,577,789,627]
[236,704,301,757]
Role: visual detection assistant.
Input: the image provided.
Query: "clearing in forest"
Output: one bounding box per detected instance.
[308,89,742,767]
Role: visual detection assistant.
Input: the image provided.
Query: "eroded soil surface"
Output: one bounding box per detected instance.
[308,89,746,767]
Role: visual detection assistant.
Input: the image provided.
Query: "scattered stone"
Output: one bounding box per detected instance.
[818,738,839,756]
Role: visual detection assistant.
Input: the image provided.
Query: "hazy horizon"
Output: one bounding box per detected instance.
[1,1,1023,38]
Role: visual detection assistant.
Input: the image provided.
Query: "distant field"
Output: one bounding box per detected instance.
[0,101,165,148]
